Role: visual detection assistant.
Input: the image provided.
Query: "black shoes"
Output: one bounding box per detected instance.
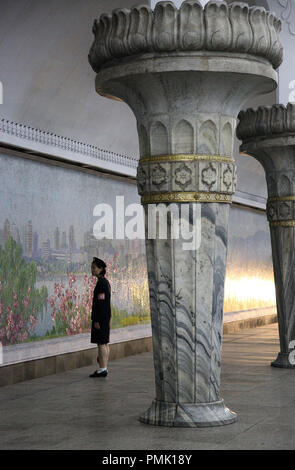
[89,369,108,378]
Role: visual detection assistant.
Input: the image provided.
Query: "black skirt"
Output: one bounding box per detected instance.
[91,316,111,345]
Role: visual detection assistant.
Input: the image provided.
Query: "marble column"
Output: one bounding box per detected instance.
[237,103,295,369]
[88,1,282,426]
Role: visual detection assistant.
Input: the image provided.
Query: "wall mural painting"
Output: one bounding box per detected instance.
[0,153,149,346]
[0,154,276,347]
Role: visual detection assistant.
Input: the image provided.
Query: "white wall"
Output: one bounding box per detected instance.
[0,0,147,158]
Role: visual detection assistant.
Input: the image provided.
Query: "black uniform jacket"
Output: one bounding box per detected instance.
[90,275,112,344]
[91,275,111,323]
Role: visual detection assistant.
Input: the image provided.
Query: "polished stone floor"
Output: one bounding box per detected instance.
[1,323,295,450]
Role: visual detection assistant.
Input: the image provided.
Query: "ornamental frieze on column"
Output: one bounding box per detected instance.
[89,1,283,427]
[136,154,236,202]
[237,103,295,368]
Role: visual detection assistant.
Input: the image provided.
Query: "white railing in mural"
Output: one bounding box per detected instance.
[0,118,138,169]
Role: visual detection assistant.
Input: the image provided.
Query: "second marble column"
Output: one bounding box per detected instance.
[237,104,295,368]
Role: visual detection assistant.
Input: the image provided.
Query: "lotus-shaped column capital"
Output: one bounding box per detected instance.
[88,1,283,73]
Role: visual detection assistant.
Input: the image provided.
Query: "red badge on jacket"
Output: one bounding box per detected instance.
[98,293,105,300]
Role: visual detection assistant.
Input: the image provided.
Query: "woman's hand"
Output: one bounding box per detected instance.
[94,322,100,329]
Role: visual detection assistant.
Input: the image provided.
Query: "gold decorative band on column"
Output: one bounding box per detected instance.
[141,192,232,204]
[139,154,234,164]
[269,220,295,227]
[268,195,295,202]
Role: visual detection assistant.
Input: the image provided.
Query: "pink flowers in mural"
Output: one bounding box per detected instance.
[0,237,48,346]
[0,237,150,347]
[0,282,38,345]
[48,273,97,336]
[109,252,118,274]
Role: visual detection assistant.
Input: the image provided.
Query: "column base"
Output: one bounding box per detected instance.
[271,352,295,368]
[138,399,237,428]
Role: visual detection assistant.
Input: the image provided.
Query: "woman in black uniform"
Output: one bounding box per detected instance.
[89,257,112,378]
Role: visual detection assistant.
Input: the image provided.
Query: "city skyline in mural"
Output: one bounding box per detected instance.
[0,217,145,266]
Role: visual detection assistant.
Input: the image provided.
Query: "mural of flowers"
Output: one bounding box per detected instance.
[48,272,97,336]
[0,236,47,345]
[0,234,151,346]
